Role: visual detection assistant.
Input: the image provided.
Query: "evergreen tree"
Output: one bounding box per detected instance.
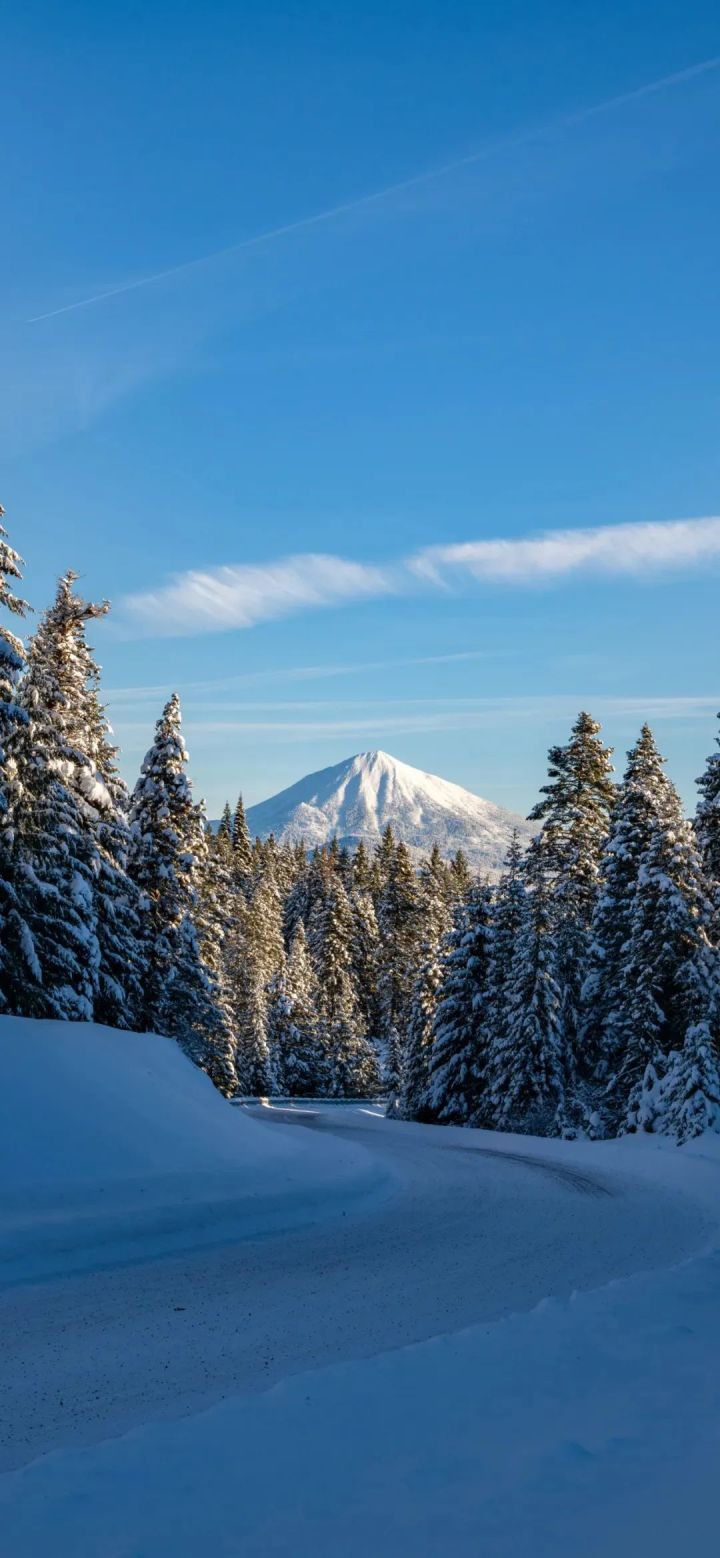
[696,711,720,928]
[38,573,144,1029]
[0,503,29,800]
[232,869,285,1095]
[159,912,236,1096]
[618,783,719,1133]
[268,924,325,1094]
[3,592,101,1020]
[427,884,493,1125]
[449,849,472,900]
[485,832,527,1082]
[398,850,456,1119]
[351,840,373,894]
[130,694,235,1092]
[0,504,30,1008]
[529,711,615,1068]
[312,875,378,1096]
[231,793,253,892]
[216,802,233,849]
[581,727,674,1103]
[656,1022,720,1143]
[491,855,567,1135]
[376,838,420,1048]
[579,724,718,1133]
[372,824,396,903]
[349,884,382,1042]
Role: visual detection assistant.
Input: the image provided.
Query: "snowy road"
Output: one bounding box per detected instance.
[1,1107,713,1474]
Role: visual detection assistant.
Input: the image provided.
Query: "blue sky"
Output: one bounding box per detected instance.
[3,0,720,817]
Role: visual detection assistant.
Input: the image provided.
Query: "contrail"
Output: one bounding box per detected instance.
[28,54,720,324]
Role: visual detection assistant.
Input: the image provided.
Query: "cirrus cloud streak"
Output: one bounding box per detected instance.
[119,516,720,638]
[411,516,720,585]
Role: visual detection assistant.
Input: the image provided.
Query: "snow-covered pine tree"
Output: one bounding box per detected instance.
[311,874,378,1096]
[0,504,30,1009]
[426,883,493,1126]
[129,694,236,1093]
[231,793,253,895]
[374,824,396,887]
[349,882,382,1045]
[37,573,145,1029]
[376,838,420,1052]
[188,798,238,1095]
[159,910,236,1096]
[232,869,285,1095]
[528,711,615,1074]
[655,1022,720,1143]
[397,848,456,1119]
[267,923,325,1095]
[579,723,719,1134]
[216,802,233,850]
[486,830,527,1064]
[581,726,675,1110]
[351,839,373,894]
[4,589,102,1020]
[618,771,719,1135]
[696,711,720,931]
[0,503,29,801]
[490,846,567,1135]
[449,849,472,900]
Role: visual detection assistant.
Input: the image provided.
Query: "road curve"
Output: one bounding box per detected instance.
[0,1108,709,1471]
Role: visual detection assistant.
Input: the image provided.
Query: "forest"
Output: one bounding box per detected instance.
[1,504,719,1141]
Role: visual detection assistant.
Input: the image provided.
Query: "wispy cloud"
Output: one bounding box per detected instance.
[119,517,720,639]
[110,694,720,749]
[104,649,503,701]
[121,554,397,637]
[411,516,720,585]
[28,56,720,324]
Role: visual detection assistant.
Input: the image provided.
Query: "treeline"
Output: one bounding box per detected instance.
[2,507,719,1141]
[400,713,720,1143]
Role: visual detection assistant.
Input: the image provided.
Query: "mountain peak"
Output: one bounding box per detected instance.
[246,750,534,872]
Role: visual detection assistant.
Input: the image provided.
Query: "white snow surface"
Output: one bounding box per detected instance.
[2,1026,720,1556]
[246,748,534,869]
[0,1017,387,1284]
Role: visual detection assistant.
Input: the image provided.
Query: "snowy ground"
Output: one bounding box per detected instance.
[1,1022,719,1555]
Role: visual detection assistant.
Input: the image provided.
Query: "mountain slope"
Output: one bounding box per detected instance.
[246,750,534,871]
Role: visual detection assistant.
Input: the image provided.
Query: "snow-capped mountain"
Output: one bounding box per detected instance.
[246,750,534,872]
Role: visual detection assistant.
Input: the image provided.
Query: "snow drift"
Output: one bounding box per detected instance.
[246,749,534,870]
[0,1017,387,1282]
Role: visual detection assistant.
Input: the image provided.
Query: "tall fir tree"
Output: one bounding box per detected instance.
[4,589,102,1020]
[486,832,526,1045]
[130,694,235,1093]
[231,793,254,894]
[581,724,718,1133]
[398,849,455,1119]
[655,1021,720,1142]
[696,711,720,933]
[528,712,615,1057]
[376,838,420,1050]
[0,505,30,1009]
[618,779,719,1133]
[38,573,144,1029]
[311,874,378,1096]
[349,883,382,1043]
[268,923,326,1094]
[232,869,285,1094]
[490,851,567,1135]
[427,883,494,1125]
[581,727,675,1103]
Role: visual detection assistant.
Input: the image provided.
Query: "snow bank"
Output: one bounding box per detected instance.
[0,1018,389,1282]
[2,1135,719,1556]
